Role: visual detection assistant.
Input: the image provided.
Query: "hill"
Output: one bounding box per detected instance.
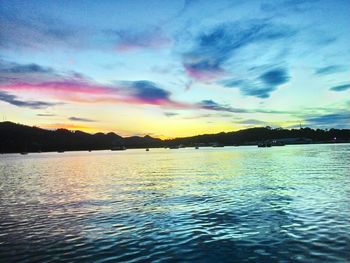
[0,122,349,153]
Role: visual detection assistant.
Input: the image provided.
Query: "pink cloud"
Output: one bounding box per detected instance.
[0,79,189,109]
[184,65,225,83]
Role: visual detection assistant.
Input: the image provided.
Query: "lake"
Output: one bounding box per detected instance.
[0,144,349,262]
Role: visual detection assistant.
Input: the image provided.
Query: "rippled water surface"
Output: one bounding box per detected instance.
[1,144,350,262]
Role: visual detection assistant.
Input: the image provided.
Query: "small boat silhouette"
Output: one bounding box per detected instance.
[258,143,271,148]
[169,146,179,149]
[146,148,149,151]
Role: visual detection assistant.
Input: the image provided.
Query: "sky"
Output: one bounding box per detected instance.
[0,0,349,138]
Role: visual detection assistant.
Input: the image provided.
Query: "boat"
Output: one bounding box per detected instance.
[258,143,272,148]
[272,141,285,146]
[57,150,65,153]
[169,146,179,149]
[20,152,28,155]
[146,148,149,151]
[195,146,199,149]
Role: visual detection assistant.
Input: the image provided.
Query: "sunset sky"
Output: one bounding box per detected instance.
[0,0,349,138]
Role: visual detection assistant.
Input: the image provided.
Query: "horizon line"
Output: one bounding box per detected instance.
[1,120,349,141]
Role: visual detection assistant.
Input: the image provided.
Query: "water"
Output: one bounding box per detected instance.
[0,144,349,262]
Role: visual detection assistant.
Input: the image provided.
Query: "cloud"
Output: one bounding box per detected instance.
[259,68,290,86]
[183,20,295,82]
[242,86,277,99]
[330,83,350,92]
[37,113,56,116]
[0,60,53,74]
[0,59,59,86]
[315,65,347,75]
[0,80,118,102]
[69,117,97,122]
[0,91,58,109]
[0,12,84,50]
[108,27,171,52]
[122,80,171,103]
[0,62,188,108]
[305,112,350,128]
[114,80,188,107]
[198,100,248,113]
[0,60,298,115]
[164,112,179,117]
[223,68,290,98]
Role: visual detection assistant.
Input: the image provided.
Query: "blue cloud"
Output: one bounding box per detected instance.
[222,68,290,98]
[127,81,171,101]
[242,86,277,99]
[259,68,289,86]
[329,83,350,92]
[0,60,53,74]
[198,100,247,113]
[116,80,178,105]
[0,10,84,50]
[183,20,295,80]
[305,112,350,127]
[315,65,347,75]
[0,91,57,109]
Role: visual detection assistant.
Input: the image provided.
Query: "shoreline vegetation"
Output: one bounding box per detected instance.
[1,121,350,154]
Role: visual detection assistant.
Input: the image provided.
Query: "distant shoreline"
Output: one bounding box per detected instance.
[1,121,350,154]
[1,141,349,155]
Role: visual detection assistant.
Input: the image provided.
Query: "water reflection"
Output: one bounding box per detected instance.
[0,145,350,262]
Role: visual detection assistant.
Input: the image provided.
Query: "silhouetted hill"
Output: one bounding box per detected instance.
[168,127,350,146]
[0,121,161,153]
[0,122,349,153]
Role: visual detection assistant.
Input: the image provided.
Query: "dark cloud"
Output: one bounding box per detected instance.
[37,113,56,117]
[242,86,277,99]
[183,20,295,81]
[329,83,350,92]
[305,112,350,128]
[164,112,179,117]
[121,80,173,104]
[223,68,290,98]
[69,117,97,122]
[315,65,347,75]
[0,60,53,74]
[0,91,57,109]
[198,100,248,113]
[259,68,289,86]
[0,59,82,86]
